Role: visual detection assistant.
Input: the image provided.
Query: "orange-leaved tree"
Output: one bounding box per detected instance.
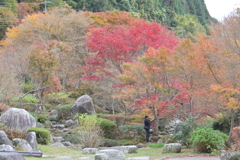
[28,40,60,104]
[117,47,186,133]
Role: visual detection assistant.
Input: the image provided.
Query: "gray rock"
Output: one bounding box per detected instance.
[162,143,182,154]
[54,124,65,129]
[120,145,137,153]
[0,152,25,160]
[63,128,70,132]
[1,108,36,130]
[83,148,98,154]
[17,139,33,152]
[95,153,109,160]
[96,149,125,160]
[42,155,54,158]
[79,157,92,159]
[65,119,75,128]
[62,141,72,146]
[55,156,72,159]
[126,157,150,160]
[0,144,15,151]
[48,110,58,121]
[50,142,66,148]
[26,132,38,151]
[44,120,53,128]
[136,143,144,148]
[0,131,13,146]
[52,137,63,142]
[12,138,21,147]
[71,95,96,118]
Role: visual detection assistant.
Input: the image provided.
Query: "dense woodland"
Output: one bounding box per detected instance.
[0,0,240,144]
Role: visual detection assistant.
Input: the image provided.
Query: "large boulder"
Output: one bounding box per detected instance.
[0,131,13,146]
[0,108,36,130]
[0,152,25,160]
[26,132,38,151]
[71,95,96,118]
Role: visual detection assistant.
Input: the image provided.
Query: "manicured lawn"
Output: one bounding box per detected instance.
[25,144,216,160]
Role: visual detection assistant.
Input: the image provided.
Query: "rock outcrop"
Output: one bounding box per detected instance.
[71,95,96,118]
[0,108,36,130]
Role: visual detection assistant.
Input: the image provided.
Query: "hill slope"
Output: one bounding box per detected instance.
[64,0,214,26]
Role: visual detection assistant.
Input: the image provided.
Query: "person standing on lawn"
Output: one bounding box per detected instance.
[144,115,152,143]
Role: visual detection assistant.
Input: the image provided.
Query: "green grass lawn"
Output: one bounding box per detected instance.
[24,144,215,160]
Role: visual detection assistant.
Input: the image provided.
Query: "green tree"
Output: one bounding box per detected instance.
[172,14,206,40]
[0,6,16,40]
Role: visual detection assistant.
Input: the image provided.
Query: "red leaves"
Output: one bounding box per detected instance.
[82,20,178,80]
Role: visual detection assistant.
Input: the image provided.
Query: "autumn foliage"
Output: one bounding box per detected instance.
[82,20,178,81]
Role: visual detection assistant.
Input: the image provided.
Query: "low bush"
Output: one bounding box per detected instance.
[11,94,39,104]
[75,113,104,148]
[46,92,71,104]
[27,127,50,145]
[56,104,71,120]
[118,124,145,141]
[174,118,196,146]
[212,115,231,134]
[37,114,49,123]
[190,127,228,153]
[97,118,117,139]
[63,134,81,144]
[3,128,27,140]
[103,139,120,147]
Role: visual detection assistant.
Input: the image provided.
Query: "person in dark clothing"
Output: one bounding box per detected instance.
[144,115,151,142]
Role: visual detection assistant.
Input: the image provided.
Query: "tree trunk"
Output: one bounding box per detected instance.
[152,106,159,135]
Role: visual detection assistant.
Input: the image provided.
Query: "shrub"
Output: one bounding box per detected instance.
[46,92,71,104]
[103,139,120,147]
[99,114,127,126]
[44,104,52,110]
[190,127,228,153]
[148,143,165,148]
[97,118,117,139]
[63,134,81,144]
[37,114,49,123]
[75,114,104,148]
[10,94,39,104]
[3,128,27,140]
[118,124,145,141]
[56,104,71,120]
[212,115,231,134]
[174,118,196,146]
[27,127,50,145]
